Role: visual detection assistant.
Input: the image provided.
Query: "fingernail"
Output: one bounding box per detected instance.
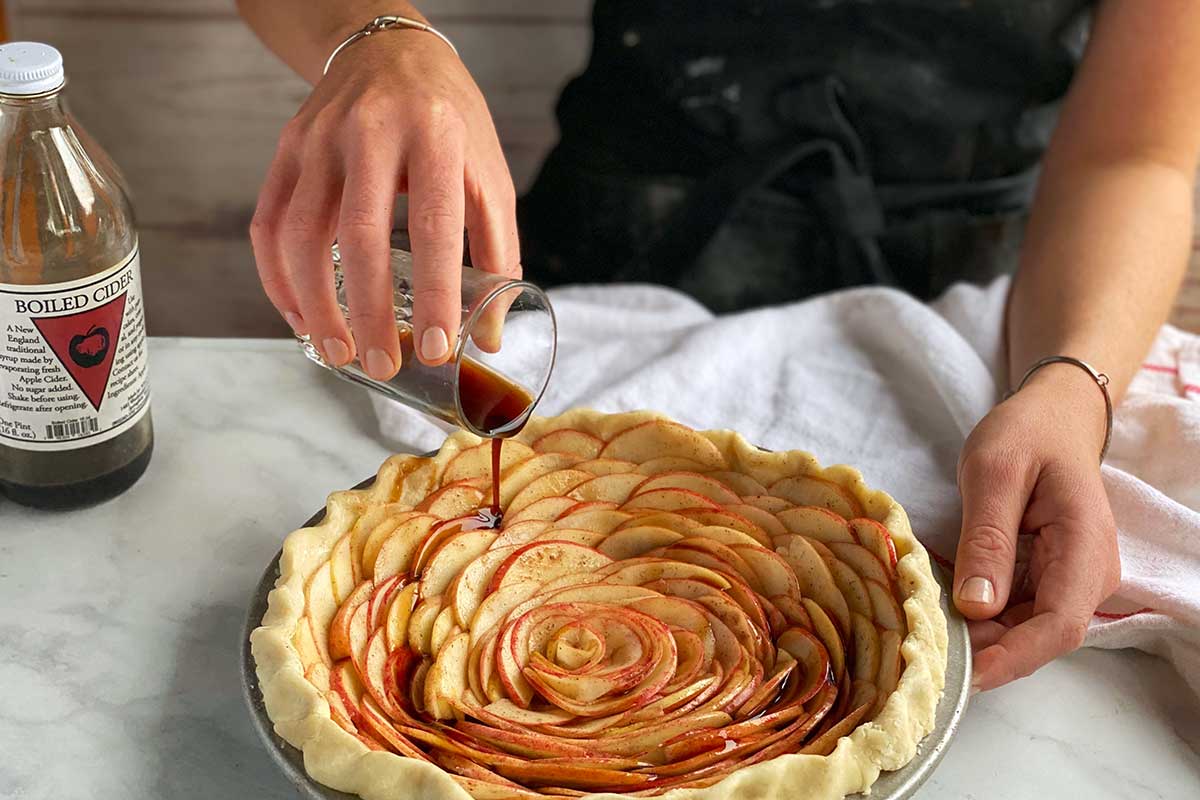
[959,576,995,605]
[364,348,395,380]
[284,312,307,335]
[420,326,450,362]
[322,337,351,365]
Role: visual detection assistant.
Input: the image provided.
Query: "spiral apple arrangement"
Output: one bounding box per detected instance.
[296,419,911,798]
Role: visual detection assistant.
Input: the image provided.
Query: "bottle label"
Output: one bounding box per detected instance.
[0,248,150,451]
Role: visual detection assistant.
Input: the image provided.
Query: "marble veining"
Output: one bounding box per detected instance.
[0,338,1197,800]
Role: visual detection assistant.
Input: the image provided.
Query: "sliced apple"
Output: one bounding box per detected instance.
[469,580,540,641]
[497,452,583,508]
[490,519,553,550]
[575,457,640,476]
[347,599,372,677]
[635,456,713,476]
[532,527,607,548]
[327,532,358,604]
[507,468,595,516]
[828,541,891,585]
[800,598,844,682]
[488,540,614,594]
[599,419,726,468]
[384,581,419,650]
[330,657,366,721]
[303,562,338,665]
[776,534,851,636]
[769,475,862,519]
[567,473,647,504]
[600,557,732,590]
[429,604,458,657]
[408,594,445,656]
[633,472,741,505]
[684,525,762,549]
[364,513,436,578]
[450,545,519,627]
[732,544,802,601]
[552,508,633,535]
[704,470,768,497]
[366,574,405,632]
[328,580,374,661]
[501,496,577,528]
[876,629,903,715]
[776,627,833,704]
[445,439,535,484]
[616,511,702,534]
[849,518,899,572]
[825,553,873,617]
[532,428,604,459]
[739,494,793,514]
[361,626,399,716]
[678,509,769,543]
[419,529,498,597]
[416,480,487,518]
[621,487,721,513]
[723,503,786,538]
[851,611,881,683]
[555,499,618,518]
[867,579,905,632]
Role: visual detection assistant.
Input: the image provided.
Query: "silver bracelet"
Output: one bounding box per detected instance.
[323,15,458,76]
[1005,355,1113,463]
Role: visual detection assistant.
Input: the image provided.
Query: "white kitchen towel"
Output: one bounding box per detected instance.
[372,278,1200,698]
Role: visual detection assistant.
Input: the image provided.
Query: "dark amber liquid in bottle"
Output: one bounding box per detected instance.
[0,84,153,509]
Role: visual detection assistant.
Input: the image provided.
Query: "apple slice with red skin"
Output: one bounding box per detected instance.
[723,503,786,538]
[687,524,763,549]
[621,487,721,513]
[598,526,684,559]
[739,494,793,514]
[599,419,726,468]
[849,518,899,572]
[328,580,374,662]
[415,480,487,518]
[361,625,401,718]
[293,614,325,668]
[369,514,437,581]
[776,627,832,705]
[330,658,366,724]
[507,469,595,516]
[851,611,881,683]
[468,580,539,641]
[481,698,575,727]
[490,519,552,550]
[771,594,813,629]
[634,472,741,505]
[616,511,702,534]
[867,578,906,632]
[366,574,405,632]
[532,428,604,459]
[775,506,855,545]
[776,534,852,636]
[531,527,608,548]
[347,600,373,679]
[448,545,518,627]
[704,470,768,497]
[554,499,618,518]
[444,439,535,484]
[428,604,458,657]
[599,557,731,590]
[501,496,577,528]
[567,473,647,504]
[419,529,498,597]
[357,694,430,760]
[498,453,585,508]
[662,540,761,593]
[734,657,799,719]
[575,457,639,475]
[677,509,769,543]
[553,508,633,535]
[384,581,419,650]
[425,631,470,719]
[636,456,714,476]
[769,475,863,519]
[488,540,614,594]
[326,688,359,735]
[828,541,892,586]
[797,684,876,757]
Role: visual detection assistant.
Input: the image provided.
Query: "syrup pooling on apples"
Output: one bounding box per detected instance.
[302,420,908,797]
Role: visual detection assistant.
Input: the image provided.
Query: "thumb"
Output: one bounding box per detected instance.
[953,448,1033,620]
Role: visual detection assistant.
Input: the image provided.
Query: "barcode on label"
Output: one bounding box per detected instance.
[45,417,100,440]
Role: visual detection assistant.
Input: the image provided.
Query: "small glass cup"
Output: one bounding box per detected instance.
[298,246,556,437]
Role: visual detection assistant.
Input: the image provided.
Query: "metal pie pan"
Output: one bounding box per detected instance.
[241,475,971,800]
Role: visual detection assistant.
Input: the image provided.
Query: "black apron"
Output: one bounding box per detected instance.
[516,0,1093,311]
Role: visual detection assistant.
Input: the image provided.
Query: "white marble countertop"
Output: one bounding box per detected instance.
[2,338,1198,799]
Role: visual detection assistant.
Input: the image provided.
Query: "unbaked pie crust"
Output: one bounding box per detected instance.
[252,409,948,799]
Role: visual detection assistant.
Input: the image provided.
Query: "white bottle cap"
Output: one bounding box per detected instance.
[0,42,66,96]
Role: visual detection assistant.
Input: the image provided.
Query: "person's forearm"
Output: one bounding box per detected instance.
[236,0,431,84]
[1008,155,1193,403]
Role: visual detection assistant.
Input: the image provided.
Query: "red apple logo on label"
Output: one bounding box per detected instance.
[69,324,110,368]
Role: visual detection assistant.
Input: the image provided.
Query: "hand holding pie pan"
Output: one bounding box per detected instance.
[245,410,967,800]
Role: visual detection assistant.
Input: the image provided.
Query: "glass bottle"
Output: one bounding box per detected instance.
[0,42,153,508]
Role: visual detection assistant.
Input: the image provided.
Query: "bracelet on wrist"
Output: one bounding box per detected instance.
[324,15,458,76]
[1005,355,1113,464]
